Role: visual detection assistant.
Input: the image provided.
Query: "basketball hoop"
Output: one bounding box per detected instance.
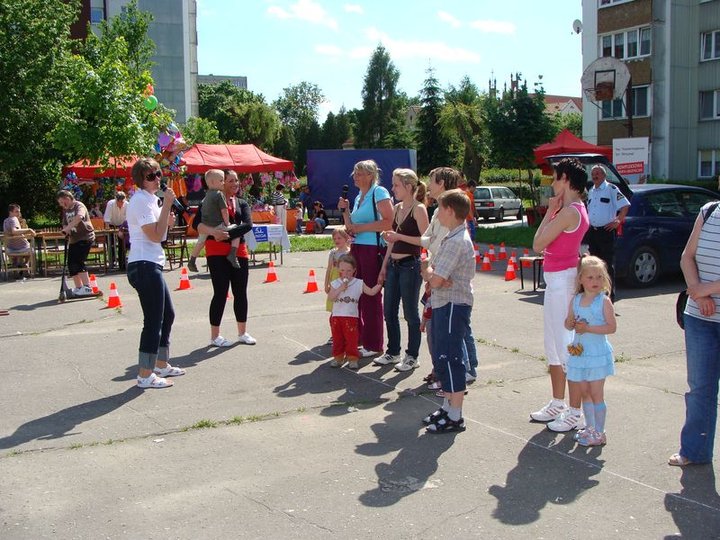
[581,57,630,106]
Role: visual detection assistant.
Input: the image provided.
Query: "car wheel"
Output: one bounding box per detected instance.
[515,207,523,220]
[627,246,660,287]
[496,208,505,221]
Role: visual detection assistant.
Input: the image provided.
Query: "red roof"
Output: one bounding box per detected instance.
[533,129,612,165]
[183,144,294,174]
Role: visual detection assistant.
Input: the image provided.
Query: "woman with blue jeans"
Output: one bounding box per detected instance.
[126,157,186,389]
[375,169,429,372]
[670,200,720,466]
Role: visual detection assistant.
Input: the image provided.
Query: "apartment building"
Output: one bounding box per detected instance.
[71,0,199,123]
[582,0,720,181]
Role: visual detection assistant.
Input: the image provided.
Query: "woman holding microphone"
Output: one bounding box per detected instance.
[126,157,186,389]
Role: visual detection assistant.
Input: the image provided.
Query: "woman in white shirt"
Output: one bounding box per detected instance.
[126,158,186,389]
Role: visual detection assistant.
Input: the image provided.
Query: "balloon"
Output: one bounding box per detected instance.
[145,84,154,96]
[157,132,172,149]
[143,95,158,111]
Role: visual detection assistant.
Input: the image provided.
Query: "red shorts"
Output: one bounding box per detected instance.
[330,316,359,360]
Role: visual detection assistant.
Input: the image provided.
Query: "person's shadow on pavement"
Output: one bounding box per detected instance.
[489,430,604,525]
[0,387,142,450]
[664,464,720,538]
[357,398,456,507]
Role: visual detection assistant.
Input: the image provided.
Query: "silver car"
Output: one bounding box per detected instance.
[473,186,523,221]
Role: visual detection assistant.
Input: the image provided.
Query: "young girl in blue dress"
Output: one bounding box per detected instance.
[564,255,617,446]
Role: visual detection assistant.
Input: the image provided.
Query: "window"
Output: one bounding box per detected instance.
[646,192,684,218]
[90,7,104,23]
[701,30,720,61]
[681,191,717,216]
[599,0,634,6]
[700,90,720,120]
[699,150,720,178]
[632,86,649,116]
[599,27,651,59]
[601,85,650,119]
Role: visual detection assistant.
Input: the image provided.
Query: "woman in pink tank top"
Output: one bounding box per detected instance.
[529,158,590,433]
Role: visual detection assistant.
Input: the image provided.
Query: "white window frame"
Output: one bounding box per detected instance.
[599,0,634,7]
[698,149,720,178]
[599,26,651,60]
[699,90,720,120]
[701,30,720,62]
[600,85,651,120]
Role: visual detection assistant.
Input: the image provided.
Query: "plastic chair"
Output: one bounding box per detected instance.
[1,232,36,280]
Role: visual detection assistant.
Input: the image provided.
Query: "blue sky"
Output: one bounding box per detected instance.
[197,0,583,119]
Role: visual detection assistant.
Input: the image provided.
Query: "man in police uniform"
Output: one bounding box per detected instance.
[585,165,630,301]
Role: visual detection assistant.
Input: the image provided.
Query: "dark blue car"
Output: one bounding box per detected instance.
[615,184,718,287]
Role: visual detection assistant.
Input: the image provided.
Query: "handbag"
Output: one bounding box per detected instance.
[677,201,719,330]
[371,188,385,266]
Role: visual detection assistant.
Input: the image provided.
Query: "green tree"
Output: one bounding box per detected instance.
[439,77,485,181]
[552,112,583,138]
[485,73,553,169]
[273,82,324,173]
[273,124,297,161]
[198,82,279,148]
[356,45,401,148]
[182,117,221,145]
[415,67,452,175]
[320,107,352,149]
[0,0,78,216]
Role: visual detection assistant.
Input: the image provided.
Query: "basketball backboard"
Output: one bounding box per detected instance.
[581,56,631,103]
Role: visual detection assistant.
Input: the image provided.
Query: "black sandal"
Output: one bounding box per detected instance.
[422,372,435,383]
[422,408,446,426]
[426,415,466,434]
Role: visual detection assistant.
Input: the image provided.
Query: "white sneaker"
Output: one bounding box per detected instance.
[73,286,94,296]
[236,333,257,345]
[547,411,585,432]
[465,372,477,383]
[358,347,379,358]
[395,354,419,372]
[530,400,568,422]
[373,353,400,366]
[210,336,233,347]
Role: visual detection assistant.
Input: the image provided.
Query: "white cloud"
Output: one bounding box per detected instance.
[266,0,338,30]
[469,19,516,34]
[363,27,480,63]
[344,4,363,14]
[437,10,461,28]
[315,44,344,57]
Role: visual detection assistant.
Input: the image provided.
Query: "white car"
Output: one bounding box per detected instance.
[473,186,523,221]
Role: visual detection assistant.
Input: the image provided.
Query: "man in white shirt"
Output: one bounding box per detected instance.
[104,191,128,269]
[584,165,630,301]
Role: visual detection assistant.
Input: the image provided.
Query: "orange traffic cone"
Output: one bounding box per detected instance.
[264,261,278,283]
[177,267,192,290]
[498,242,507,260]
[488,244,496,261]
[509,253,518,271]
[504,260,517,281]
[304,269,319,293]
[106,282,122,308]
[481,252,492,272]
[89,274,99,294]
[474,243,480,264]
[522,248,532,268]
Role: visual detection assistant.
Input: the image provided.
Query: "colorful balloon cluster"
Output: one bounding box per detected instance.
[143,83,157,112]
[154,122,189,176]
[61,171,84,200]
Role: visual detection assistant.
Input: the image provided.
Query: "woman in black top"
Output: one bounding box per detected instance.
[313,201,328,234]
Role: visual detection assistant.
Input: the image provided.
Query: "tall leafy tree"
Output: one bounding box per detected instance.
[485,73,553,169]
[356,45,401,148]
[273,81,324,173]
[415,67,452,175]
[0,0,78,216]
[552,112,582,138]
[198,82,279,148]
[321,107,352,149]
[439,77,485,181]
[181,117,221,145]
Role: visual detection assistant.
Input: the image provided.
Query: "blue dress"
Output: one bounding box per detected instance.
[566,293,615,382]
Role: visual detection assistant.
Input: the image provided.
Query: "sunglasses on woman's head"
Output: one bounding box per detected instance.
[146,170,162,181]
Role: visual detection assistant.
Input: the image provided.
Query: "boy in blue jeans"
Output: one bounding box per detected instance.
[420,189,475,433]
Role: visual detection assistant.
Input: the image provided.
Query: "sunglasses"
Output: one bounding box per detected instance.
[145,170,162,181]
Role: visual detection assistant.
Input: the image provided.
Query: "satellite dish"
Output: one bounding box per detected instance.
[573,19,583,34]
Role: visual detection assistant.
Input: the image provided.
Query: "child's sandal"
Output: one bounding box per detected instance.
[668,453,694,467]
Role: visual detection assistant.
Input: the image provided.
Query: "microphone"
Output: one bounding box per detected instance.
[342,184,349,199]
[159,180,186,213]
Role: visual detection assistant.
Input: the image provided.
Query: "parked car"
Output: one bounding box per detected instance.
[544,153,633,200]
[615,184,718,287]
[473,186,523,221]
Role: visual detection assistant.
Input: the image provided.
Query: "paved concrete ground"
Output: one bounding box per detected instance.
[1,249,718,539]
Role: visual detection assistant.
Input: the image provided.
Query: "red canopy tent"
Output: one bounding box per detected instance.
[533,129,612,168]
[64,144,294,179]
[182,144,294,174]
